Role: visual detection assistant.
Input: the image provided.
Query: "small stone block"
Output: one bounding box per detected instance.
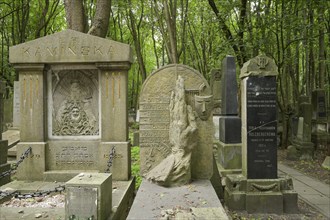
[218,141,242,169]
[0,140,8,164]
[224,188,246,210]
[282,190,298,213]
[322,156,330,170]
[219,116,241,143]
[66,173,112,220]
[246,192,283,214]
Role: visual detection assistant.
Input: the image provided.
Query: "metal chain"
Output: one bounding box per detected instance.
[0,147,32,180]
[105,146,116,173]
[0,185,65,201]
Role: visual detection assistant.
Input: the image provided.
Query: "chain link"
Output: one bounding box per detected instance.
[0,147,32,180]
[105,146,116,173]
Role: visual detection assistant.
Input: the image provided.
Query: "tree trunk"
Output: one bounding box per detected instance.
[64,0,85,32]
[88,0,111,37]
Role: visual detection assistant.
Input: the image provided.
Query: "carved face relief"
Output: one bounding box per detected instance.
[194,95,213,120]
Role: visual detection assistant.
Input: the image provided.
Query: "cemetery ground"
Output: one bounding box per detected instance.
[0,129,328,219]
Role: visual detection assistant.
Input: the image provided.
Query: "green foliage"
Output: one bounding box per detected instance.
[131,145,142,189]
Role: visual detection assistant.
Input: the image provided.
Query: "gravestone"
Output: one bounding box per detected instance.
[210,68,222,115]
[12,81,20,129]
[9,29,133,182]
[224,55,297,214]
[0,81,10,186]
[287,97,315,160]
[128,64,228,219]
[311,89,329,151]
[139,64,214,180]
[215,56,242,176]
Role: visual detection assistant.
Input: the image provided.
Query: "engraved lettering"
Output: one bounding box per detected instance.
[81,46,90,56]
[47,46,57,56]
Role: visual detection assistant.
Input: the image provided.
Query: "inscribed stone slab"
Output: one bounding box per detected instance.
[139,64,212,178]
[242,76,277,179]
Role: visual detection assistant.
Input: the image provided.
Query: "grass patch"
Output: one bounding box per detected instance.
[131,145,142,189]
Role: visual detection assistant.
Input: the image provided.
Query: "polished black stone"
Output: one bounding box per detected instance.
[246,76,277,179]
[219,116,241,143]
[220,56,238,115]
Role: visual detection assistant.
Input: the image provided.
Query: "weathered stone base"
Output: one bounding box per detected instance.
[287,140,314,160]
[0,163,11,186]
[127,179,229,219]
[16,141,131,181]
[16,142,46,181]
[217,141,242,170]
[312,132,329,150]
[224,174,298,214]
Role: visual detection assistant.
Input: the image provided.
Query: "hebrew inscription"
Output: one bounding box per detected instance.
[51,70,99,136]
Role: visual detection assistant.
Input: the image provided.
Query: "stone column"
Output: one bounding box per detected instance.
[97,62,131,180]
[0,80,10,186]
[15,64,46,180]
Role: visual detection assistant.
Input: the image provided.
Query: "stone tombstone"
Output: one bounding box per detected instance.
[12,81,20,128]
[240,55,278,179]
[9,29,133,181]
[0,81,10,186]
[215,56,242,176]
[210,68,222,115]
[139,64,213,180]
[219,55,241,144]
[312,89,327,121]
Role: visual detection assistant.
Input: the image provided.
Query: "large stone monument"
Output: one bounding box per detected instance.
[215,55,242,176]
[224,55,298,214]
[139,64,214,180]
[9,29,132,182]
[127,64,229,219]
[0,81,11,186]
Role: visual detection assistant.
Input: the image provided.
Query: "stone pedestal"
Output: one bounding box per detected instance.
[66,173,112,220]
[216,141,242,174]
[224,174,298,214]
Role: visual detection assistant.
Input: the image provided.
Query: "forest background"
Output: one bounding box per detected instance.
[0,0,329,148]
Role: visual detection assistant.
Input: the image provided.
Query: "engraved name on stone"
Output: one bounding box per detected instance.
[55,146,94,165]
[21,37,114,58]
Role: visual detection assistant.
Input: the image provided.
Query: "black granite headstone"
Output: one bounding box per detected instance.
[221,56,238,115]
[246,76,277,179]
[312,90,327,120]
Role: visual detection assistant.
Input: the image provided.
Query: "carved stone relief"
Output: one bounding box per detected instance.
[51,70,99,136]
